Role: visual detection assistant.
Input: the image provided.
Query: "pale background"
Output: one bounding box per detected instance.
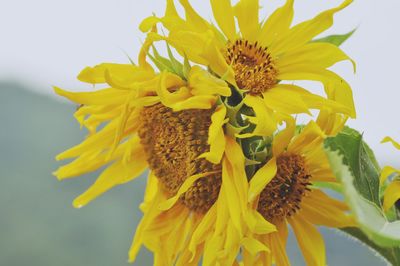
[0,0,399,265]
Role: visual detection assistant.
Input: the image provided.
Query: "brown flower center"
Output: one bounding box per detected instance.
[225,39,278,96]
[138,103,221,213]
[257,154,311,223]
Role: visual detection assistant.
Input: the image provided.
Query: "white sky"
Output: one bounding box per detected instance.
[1,0,400,165]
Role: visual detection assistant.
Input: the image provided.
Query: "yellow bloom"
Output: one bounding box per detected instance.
[242,119,355,265]
[380,137,400,212]
[141,0,356,136]
[54,62,275,264]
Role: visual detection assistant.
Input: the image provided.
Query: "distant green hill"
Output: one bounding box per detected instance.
[0,81,385,266]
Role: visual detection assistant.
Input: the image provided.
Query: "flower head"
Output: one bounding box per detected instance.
[243,118,355,265]
[141,0,356,135]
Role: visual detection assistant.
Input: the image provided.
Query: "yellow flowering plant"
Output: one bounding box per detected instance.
[54,0,400,265]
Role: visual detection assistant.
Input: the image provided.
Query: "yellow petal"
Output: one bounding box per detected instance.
[383,181,400,212]
[221,159,243,235]
[245,209,276,235]
[179,0,210,31]
[234,0,260,42]
[272,114,295,156]
[316,110,348,136]
[198,105,228,164]
[270,229,290,266]
[241,237,270,256]
[170,95,217,111]
[289,215,326,266]
[259,0,294,47]
[276,42,356,72]
[287,121,325,155]
[263,87,311,115]
[54,86,128,106]
[189,206,217,256]
[210,0,236,40]
[77,63,153,84]
[301,191,355,228]
[248,157,277,202]
[139,16,161,32]
[271,0,353,55]
[382,136,400,150]
[129,175,164,262]
[156,71,189,107]
[242,95,277,137]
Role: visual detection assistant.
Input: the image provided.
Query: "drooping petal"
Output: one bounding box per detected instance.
[259,0,294,47]
[383,181,400,212]
[129,174,164,263]
[289,215,326,266]
[210,0,236,40]
[234,0,260,42]
[278,66,356,118]
[72,148,147,208]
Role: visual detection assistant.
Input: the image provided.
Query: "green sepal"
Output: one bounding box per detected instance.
[312,29,356,46]
[182,55,191,80]
[166,43,184,78]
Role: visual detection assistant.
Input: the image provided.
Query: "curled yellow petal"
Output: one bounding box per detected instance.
[198,105,228,164]
[382,136,400,150]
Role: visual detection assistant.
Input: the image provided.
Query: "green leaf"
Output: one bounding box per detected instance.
[313,29,356,46]
[340,227,400,265]
[324,147,400,248]
[325,127,381,206]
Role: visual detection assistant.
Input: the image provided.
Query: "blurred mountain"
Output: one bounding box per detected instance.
[0,82,386,266]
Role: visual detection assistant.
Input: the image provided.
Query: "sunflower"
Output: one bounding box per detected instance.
[379,137,400,213]
[240,119,355,265]
[54,62,276,264]
[140,0,356,135]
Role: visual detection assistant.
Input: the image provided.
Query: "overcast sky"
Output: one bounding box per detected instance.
[1,0,400,165]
